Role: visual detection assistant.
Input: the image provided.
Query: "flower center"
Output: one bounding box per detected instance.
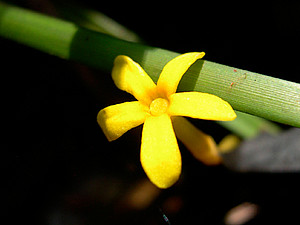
[149,98,169,116]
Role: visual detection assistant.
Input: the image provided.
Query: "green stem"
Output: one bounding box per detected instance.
[1,2,299,128]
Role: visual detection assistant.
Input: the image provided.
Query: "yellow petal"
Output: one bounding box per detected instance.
[140,114,181,189]
[97,101,148,141]
[218,134,241,154]
[168,92,237,121]
[112,55,157,105]
[156,52,205,97]
[172,117,221,165]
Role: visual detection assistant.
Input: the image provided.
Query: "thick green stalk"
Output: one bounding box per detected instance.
[0,3,299,127]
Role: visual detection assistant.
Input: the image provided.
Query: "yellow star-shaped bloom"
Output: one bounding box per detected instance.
[97,52,236,188]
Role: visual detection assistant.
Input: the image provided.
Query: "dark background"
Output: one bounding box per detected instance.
[2,1,300,224]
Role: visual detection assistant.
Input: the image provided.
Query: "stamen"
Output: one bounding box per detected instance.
[149,98,169,116]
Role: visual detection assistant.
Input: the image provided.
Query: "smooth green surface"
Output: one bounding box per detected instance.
[0,2,299,128]
[0,3,76,58]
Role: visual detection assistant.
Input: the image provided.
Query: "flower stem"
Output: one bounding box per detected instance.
[0,2,299,128]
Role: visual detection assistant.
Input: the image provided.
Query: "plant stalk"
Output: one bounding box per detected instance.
[0,2,299,127]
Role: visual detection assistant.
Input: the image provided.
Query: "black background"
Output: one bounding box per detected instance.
[2,1,300,224]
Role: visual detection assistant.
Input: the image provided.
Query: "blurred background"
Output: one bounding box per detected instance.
[2,1,300,224]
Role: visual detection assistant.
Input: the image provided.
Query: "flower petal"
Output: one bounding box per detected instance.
[156,52,205,97]
[168,92,237,121]
[140,114,181,189]
[172,117,221,165]
[112,55,157,105]
[97,101,149,141]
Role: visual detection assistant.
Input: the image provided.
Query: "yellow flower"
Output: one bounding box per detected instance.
[97,52,236,189]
